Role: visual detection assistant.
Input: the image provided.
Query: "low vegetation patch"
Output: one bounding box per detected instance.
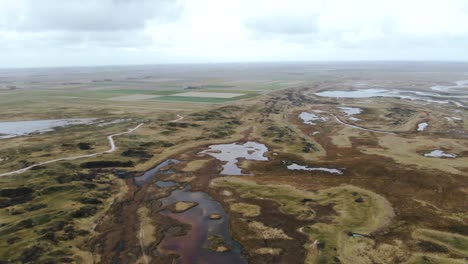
[80,160,134,168]
[211,177,395,263]
[71,205,98,218]
[121,148,153,159]
[75,197,102,205]
[230,202,261,217]
[77,142,92,150]
[0,187,34,208]
[413,229,468,256]
[170,201,198,213]
[140,140,175,148]
[246,220,292,240]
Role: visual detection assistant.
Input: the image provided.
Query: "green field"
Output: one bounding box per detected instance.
[153,93,257,103]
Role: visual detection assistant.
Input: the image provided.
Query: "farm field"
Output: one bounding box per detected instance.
[0,62,467,264]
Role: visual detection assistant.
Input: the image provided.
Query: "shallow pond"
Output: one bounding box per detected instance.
[299,112,328,125]
[0,118,96,139]
[337,107,362,121]
[316,88,394,99]
[156,180,178,188]
[431,80,468,92]
[134,159,180,186]
[417,122,428,132]
[158,185,246,264]
[424,150,457,158]
[337,106,362,116]
[199,141,268,175]
[316,88,468,107]
[317,88,442,101]
[287,163,343,174]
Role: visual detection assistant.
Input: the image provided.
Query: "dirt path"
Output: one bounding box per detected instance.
[0,123,144,177]
[0,115,186,177]
[170,114,184,122]
[334,115,397,135]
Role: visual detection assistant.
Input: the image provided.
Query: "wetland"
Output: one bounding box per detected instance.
[0,62,467,264]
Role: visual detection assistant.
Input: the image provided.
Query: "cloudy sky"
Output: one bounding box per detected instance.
[1,0,468,68]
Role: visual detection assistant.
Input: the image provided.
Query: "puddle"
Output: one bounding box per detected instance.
[0,118,96,139]
[287,163,343,174]
[348,232,369,238]
[299,112,328,125]
[199,142,268,175]
[156,180,178,188]
[417,122,428,132]
[134,159,180,186]
[158,185,246,264]
[337,107,362,121]
[424,150,457,158]
[338,107,362,116]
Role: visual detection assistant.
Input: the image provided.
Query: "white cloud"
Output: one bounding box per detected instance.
[0,0,468,67]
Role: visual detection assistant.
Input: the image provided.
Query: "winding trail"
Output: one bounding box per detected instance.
[170,114,184,122]
[334,115,396,135]
[0,123,144,177]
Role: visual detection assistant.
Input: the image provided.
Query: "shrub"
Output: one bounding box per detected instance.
[76,197,102,205]
[71,206,98,218]
[20,246,43,263]
[121,149,153,158]
[77,142,92,150]
[80,160,134,168]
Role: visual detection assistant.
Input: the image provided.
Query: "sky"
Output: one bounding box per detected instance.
[1,0,468,68]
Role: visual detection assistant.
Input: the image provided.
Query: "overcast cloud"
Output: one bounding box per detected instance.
[1,0,468,68]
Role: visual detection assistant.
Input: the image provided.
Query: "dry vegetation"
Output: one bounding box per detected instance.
[0,63,467,264]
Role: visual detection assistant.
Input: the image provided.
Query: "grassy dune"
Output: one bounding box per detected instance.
[1,65,467,263]
[211,177,395,263]
[413,229,468,256]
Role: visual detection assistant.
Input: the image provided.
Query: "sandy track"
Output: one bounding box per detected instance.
[334,115,396,135]
[170,114,184,122]
[0,123,144,177]
[0,115,186,177]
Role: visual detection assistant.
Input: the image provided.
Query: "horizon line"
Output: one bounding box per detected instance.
[2,59,468,71]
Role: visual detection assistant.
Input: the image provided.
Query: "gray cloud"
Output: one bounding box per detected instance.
[0,0,182,51]
[1,0,468,68]
[3,0,182,32]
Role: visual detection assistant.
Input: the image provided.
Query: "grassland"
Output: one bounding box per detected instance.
[0,63,467,264]
[211,177,396,263]
[413,229,468,256]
